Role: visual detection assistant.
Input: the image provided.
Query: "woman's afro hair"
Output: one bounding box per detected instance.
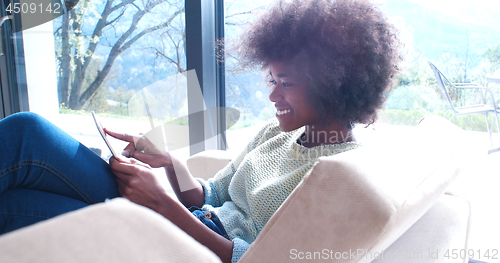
[237,0,402,125]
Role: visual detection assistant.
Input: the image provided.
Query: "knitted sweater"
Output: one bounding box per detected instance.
[198,118,360,262]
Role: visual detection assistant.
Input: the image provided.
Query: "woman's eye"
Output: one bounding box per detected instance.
[269,79,277,85]
[282,82,294,88]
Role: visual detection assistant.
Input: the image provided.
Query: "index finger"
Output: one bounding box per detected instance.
[104,128,140,143]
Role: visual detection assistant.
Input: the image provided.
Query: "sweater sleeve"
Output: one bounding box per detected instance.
[197,119,280,207]
[231,238,251,263]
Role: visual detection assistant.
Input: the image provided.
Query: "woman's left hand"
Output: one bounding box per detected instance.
[109,157,169,212]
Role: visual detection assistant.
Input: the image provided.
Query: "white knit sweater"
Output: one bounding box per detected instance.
[198,118,360,262]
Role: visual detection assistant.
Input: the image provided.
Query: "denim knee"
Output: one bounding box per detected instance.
[2,112,48,133]
[0,111,69,160]
[6,111,44,124]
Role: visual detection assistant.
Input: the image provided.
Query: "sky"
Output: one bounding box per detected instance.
[395,0,500,28]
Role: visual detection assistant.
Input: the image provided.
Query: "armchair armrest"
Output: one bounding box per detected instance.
[186,149,234,180]
[0,198,222,263]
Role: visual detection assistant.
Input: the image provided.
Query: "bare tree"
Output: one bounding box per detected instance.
[54,0,185,110]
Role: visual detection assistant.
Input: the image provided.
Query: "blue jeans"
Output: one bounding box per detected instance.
[190,208,229,240]
[0,112,120,235]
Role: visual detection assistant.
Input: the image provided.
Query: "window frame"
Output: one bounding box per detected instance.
[0,0,29,118]
[185,0,226,155]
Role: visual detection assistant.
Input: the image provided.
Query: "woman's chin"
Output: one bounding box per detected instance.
[277,122,299,132]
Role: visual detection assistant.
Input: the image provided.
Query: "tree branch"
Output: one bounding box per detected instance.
[109,0,136,13]
[54,26,62,36]
[224,10,253,19]
[79,0,116,82]
[119,7,184,53]
[155,48,178,65]
[78,3,184,107]
[106,8,126,26]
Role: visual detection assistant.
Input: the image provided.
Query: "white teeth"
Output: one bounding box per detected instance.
[277,109,291,116]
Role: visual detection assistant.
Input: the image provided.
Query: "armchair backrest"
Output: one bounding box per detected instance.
[239,115,467,263]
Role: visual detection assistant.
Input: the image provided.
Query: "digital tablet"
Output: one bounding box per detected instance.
[92,111,119,159]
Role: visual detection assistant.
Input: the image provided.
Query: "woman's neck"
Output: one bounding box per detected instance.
[299,123,354,147]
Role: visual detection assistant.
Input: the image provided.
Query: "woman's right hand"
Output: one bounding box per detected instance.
[104,128,173,168]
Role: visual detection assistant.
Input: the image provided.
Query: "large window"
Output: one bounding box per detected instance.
[14,0,500,151]
[5,2,500,152]
[4,1,500,143]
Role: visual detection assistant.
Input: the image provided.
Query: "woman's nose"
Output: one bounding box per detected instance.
[269,85,283,102]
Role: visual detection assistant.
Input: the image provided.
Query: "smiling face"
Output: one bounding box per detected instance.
[268,62,322,132]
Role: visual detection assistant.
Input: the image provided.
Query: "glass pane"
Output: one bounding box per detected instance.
[378,0,500,130]
[224,0,271,128]
[26,0,188,159]
[223,0,272,152]
[224,0,500,133]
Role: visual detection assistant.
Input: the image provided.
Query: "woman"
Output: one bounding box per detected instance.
[0,0,401,262]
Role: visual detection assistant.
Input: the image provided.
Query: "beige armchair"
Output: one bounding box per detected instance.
[0,116,470,263]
